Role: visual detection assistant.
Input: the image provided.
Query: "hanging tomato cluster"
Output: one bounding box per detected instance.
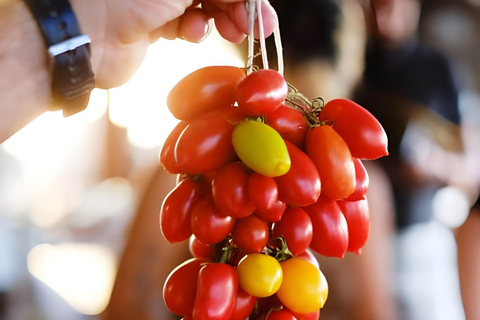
[159,66,388,320]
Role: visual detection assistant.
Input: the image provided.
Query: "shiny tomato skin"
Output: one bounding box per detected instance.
[345,158,369,201]
[193,263,238,320]
[273,207,313,255]
[306,125,355,200]
[167,66,246,121]
[289,309,320,320]
[256,294,283,313]
[277,258,328,314]
[163,258,208,316]
[296,249,320,270]
[231,215,269,253]
[160,121,188,173]
[236,253,283,298]
[191,197,235,245]
[304,196,349,258]
[175,109,237,175]
[189,235,216,260]
[337,199,370,254]
[236,69,288,116]
[318,99,388,159]
[275,140,321,207]
[266,104,308,148]
[212,162,255,218]
[228,288,257,320]
[248,173,278,213]
[160,177,202,243]
[254,200,286,223]
[263,310,297,320]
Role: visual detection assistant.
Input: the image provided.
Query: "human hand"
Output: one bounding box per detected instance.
[71,0,276,89]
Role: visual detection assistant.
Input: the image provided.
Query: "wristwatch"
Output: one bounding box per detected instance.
[23,0,95,116]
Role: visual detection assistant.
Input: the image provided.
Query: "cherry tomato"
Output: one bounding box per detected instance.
[232,120,291,177]
[160,121,188,173]
[212,162,255,218]
[254,200,286,223]
[248,173,278,213]
[345,158,369,201]
[163,258,208,316]
[193,263,238,320]
[175,109,236,174]
[296,249,320,270]
[228,288,257,320]
[191,197,235,245]
[256,294,283,313]
[266,104,308,148]
[273,207,313,255]
[167,66,246,121]
[277,258,328,314]
[318,99,388,159]
[304,196,349,258]
[263,309,297,320]
[232,215,269,253]
[189,235,216,260]
[236,253,283,298]
[160,177,202,243]
[306,125,355,200]
[236,69,288,116]
[289,309,320,320]
[275,140,321,206]
[337,199,370,254]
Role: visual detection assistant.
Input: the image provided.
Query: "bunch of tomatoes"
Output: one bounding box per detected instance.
[159,66,388,320]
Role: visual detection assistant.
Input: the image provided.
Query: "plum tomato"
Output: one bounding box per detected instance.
[266,104,308,148]
[262,309,297,320]
[212,162,255,218]
[160,177,202,243]
[189,235,216,260]
[275,140,321,206]
[191,197,235,245]
[193,263,238,320]
[175,109,237,175]
[248,173,278,213]
[304,196,349,258]
[273,207,313,255]
[236,253,283,298]
[160,121,188,174]
[228,288,257,320]
[236,69,288,116]
[167,66,246,121]
[318,99,388,159]
[254,200,286,223]
[337,199,370,254]
[345,158,369,201]
[296,249,320,270]
[231,215,269,253]
[306,125,355,200]
[163,258,208,316]
[232,120,291,177]
[289,309,320,320]
[277,258,328,314]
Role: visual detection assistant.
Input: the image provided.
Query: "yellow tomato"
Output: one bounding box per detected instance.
[236,253,283,298]
[276,257,328,314]
[232,120,291,177]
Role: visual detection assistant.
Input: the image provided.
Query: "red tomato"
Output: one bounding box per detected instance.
[306,125,355,200]
[275,140,321,207]
[337,199,370,254]
[189,235,216,260]
[228,288,257,320]
[160,178,202,243]
[193,263,238,320]
[212,162,255,218]
[236,69,288,116]
[289,309,320,320]
[175,109,237,174]
[261,309,297,320]
[304,196,349,258]
[160,121,188,173]
[248,173,278,212]
[318,99,388,159]
[167,66,246,121]
[254,200,286,222]
[296,249,320,270]
[163,258,208,316]
[273,207,313,255]
[256,294,283,313]
[266,104,308,148]
[345,158,369,201]
[191,197,235,245]
[231,215,269,253]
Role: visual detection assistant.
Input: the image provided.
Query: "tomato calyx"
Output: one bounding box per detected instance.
[211,236,236,265]
[265,236,293,263]
[284,83,325,128]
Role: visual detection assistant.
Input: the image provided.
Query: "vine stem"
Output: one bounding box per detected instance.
[246,0,255,75]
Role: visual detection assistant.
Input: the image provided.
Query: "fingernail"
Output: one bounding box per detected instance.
[199,19,213,42]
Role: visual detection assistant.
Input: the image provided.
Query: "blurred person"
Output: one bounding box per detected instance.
[0,0,276,143]
[457,194,480,320]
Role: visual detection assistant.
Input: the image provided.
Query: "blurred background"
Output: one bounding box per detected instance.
[0,0,479,319]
